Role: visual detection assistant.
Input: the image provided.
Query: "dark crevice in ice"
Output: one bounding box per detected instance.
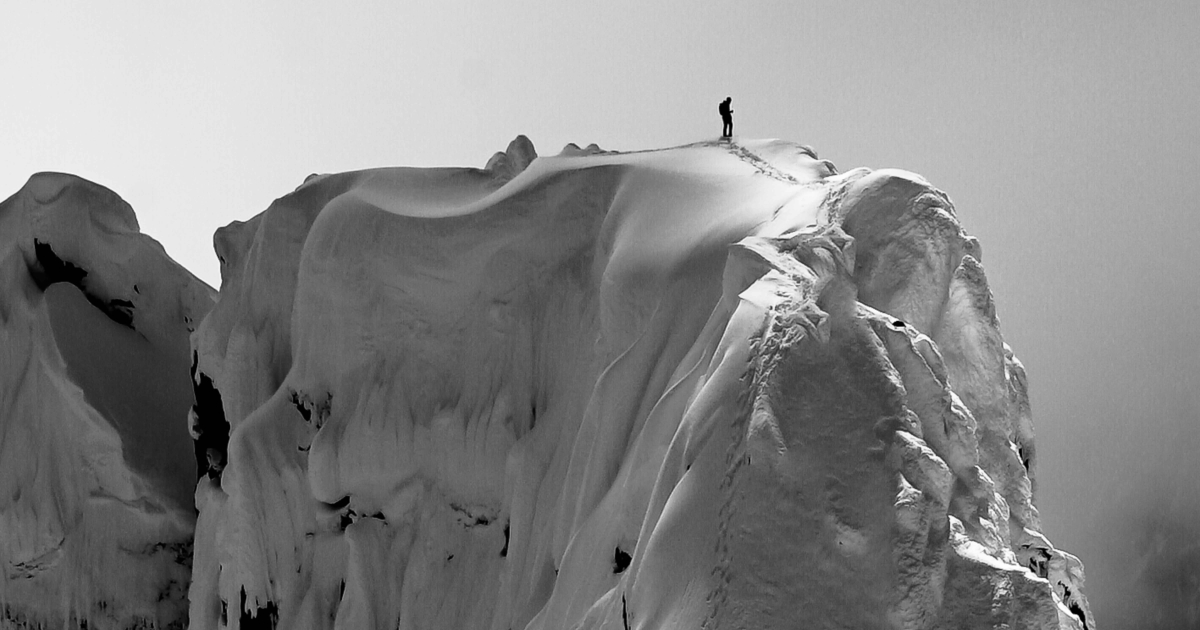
[289,389,333,428]
[1022,546,1050,579]
[450,502,497,527]
[291,391,312,423]
[31,239,136,329]
[1059,582,1089,630]
[239,588,278,630]
[612,546,632,574]
[30,239,87,287]
[191,352,230,481]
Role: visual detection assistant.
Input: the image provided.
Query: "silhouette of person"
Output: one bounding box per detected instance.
[719,97,733,138]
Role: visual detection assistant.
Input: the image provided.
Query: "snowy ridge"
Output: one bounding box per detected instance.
[185,136,1092,630]
[0,173,214,628]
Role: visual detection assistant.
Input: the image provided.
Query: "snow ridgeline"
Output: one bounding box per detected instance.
[0,136,1095,629]
[0,173,215,628]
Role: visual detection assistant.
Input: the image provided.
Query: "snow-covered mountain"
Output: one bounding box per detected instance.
[1,138,1093,629]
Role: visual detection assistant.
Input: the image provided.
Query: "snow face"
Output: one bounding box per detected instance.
[184,137,1093,630]
[0,173,214,628]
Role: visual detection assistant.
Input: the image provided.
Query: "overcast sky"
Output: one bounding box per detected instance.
[2,1,1197,626]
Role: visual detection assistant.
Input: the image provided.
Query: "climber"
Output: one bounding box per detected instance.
[719,97,733,139]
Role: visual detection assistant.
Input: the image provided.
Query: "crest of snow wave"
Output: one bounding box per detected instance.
[186,136,1095,630]
[0,173,215,628]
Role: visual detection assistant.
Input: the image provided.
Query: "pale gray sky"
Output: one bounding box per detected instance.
[3,1,1197,626]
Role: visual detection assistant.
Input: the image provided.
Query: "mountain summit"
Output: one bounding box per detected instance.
[0,138,1092,629]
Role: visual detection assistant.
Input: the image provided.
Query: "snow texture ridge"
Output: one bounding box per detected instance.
[0,173,215,628]
[185,136,1092,630]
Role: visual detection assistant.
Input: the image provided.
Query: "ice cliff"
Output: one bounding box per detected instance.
[1,137,1094,629]
[0,173,214,628]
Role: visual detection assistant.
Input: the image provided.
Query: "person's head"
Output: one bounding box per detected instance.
[726,96,731,103]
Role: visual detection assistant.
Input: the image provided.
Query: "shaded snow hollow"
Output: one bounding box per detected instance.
[1,137,1094,629]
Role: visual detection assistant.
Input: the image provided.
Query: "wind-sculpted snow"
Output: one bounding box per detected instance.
[0,173,215,628]
[186,136,1094,629]
[0,137,1093,629]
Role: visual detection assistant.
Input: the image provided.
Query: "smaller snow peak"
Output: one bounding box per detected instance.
[559,142,607,157]
[24,172,76,205]
[212,219,256,284]
[484,135,538,180]
[506,134,537,164]
[23,172,140,232]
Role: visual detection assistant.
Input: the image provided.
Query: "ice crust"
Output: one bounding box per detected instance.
[0,173,215,628]
[0,137,1094,629]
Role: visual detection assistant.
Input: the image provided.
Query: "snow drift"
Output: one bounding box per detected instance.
[0,136,1095,629]
[0,173,214,628]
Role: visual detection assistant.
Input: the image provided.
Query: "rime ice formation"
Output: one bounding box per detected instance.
[0,137,1095,630]
[185,136,1093,630]
[0,173,215,628]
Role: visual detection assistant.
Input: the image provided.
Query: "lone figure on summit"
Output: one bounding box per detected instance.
[719,97,734,139]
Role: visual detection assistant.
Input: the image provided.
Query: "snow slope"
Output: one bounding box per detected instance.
[0,173,214,628]
[187,136,1094,630]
